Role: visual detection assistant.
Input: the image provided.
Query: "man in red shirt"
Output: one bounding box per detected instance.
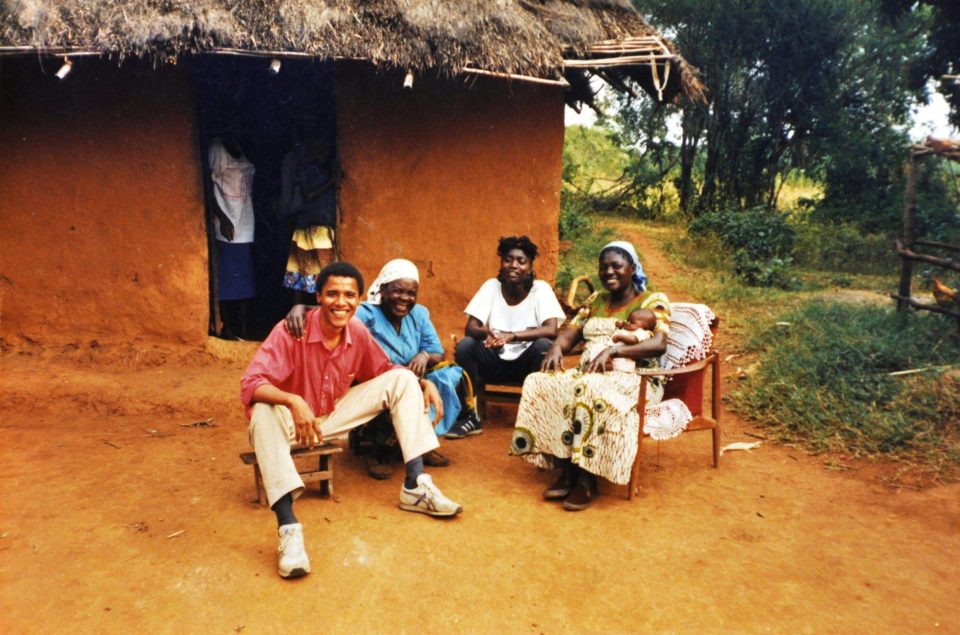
[241,262,462,579]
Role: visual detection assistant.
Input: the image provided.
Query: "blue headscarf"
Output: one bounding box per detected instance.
[600,240,647,292]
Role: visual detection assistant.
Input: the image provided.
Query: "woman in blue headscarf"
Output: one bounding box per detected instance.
[508,241,671,511]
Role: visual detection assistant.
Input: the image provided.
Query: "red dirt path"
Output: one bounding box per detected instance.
[1,232,958,633]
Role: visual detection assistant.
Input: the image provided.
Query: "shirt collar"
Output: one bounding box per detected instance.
[305,308,354,349]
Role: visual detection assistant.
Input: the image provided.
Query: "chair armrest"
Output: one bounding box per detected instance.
[635,352,718,377]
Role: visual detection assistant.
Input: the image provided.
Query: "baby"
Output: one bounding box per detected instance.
[612,308,657,346]
[580,308,658,371]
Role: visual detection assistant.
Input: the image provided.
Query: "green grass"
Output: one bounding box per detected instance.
[649,217,960,476]
[735,302,960,472]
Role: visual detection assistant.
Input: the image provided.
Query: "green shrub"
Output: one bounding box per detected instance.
[732,253,797,288]
[793,221,896,274]
[735,302,960,468]
[689,206,797,287]
[559,193,593,241]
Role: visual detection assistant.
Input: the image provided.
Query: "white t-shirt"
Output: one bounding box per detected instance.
[464,279,566,360]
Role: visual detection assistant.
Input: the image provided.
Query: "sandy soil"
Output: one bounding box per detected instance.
[2,231,959,633]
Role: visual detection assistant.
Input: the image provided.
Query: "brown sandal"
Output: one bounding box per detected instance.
[562,472,597,511]
[423,449,450,468]
[543,461,577,500]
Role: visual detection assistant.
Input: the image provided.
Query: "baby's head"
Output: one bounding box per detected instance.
[623,308,657,331]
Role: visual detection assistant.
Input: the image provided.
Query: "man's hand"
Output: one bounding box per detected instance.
[288,395,322,447]
[284,304,309,339]
[420,379,444,426]
[407,351,429,378]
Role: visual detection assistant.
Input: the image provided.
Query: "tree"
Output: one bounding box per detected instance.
[635,0,863,213]
[882,0,960,127]
[626,0,931,231]
[810,4,936,232]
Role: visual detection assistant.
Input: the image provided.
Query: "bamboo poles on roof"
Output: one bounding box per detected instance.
[563,54,677,68]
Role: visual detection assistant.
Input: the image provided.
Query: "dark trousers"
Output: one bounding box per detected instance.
[454,336,553,391]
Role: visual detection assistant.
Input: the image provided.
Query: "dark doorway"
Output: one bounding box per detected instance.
[191,55,337,340]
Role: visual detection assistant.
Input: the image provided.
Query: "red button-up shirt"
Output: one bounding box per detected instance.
[240,310,396,419]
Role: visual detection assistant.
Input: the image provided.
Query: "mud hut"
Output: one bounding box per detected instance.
[0,1,702,349]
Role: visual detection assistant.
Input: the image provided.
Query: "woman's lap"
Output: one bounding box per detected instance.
[510,370,663,485]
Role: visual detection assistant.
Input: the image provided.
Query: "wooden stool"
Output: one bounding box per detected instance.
[239,444,343,506]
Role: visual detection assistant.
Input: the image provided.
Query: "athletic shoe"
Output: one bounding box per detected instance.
[399,474,463,517]
[444,410,483,439]
[277,523,311,578]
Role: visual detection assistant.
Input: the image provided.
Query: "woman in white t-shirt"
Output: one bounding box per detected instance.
[449,236,566,439]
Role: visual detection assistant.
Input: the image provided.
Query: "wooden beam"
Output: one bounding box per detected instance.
[889,294,960,319]
[896,239,960,272]
[913,239,960,254]
[564,54,678,68]
[461,67,569,87]
[897,153,919,311]
[0,47,103,57]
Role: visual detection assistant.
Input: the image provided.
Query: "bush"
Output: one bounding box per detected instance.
[559,193,593,241]
[689,206,797,287]
[732,253,796,288]
[793,221,896,274]
[735,302,960,468]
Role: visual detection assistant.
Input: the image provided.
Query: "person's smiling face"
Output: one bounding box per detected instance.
[598,250,635,294]
[315,276,360,332]
[499,248,532,285]
[380,278,419,320]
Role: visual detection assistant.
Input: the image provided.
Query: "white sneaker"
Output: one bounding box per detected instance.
[399,474,463,517]
[277,523,311,579]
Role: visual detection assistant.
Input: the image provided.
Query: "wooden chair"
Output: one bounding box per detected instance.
[475,277,597,419]
[476,381,523,420]
[628,310,721,499]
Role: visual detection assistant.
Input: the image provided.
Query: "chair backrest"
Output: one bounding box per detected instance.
[661,303,718,417]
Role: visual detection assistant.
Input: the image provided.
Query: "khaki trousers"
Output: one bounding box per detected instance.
[248,368,440,507]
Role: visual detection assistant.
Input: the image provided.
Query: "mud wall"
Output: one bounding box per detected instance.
[0,58,208,346]
[336,64,565,347]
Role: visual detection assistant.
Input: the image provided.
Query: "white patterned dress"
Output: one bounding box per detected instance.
[509,291,670,485]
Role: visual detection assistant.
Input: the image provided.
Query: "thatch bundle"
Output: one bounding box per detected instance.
[0,0,703,102]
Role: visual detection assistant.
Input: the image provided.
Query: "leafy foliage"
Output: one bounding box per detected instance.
[555,212,614,294]
[631,0,935,237]
[562,125,629,196]
[558,195,593,242]
[559,125,619,290]
[792,221,897,274]
[689,206,797,287]
[881,0,960,127]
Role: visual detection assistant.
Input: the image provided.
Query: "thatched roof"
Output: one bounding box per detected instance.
[0,0,703,103]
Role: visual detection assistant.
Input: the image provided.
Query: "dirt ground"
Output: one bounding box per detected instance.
[2,230,959,633]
